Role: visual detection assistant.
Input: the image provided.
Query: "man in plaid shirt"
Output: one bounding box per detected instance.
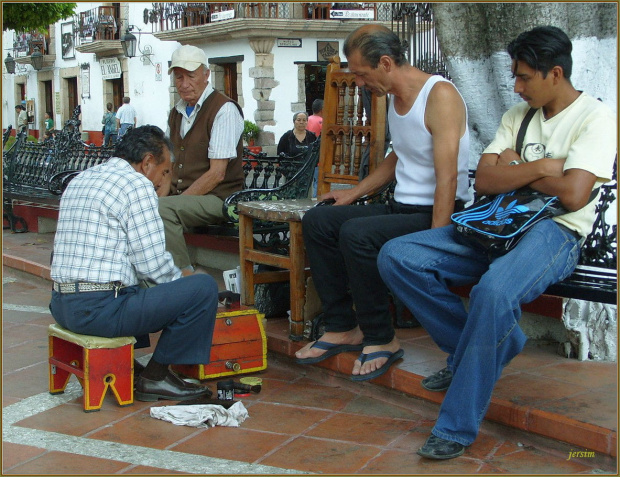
[51,126,217,402]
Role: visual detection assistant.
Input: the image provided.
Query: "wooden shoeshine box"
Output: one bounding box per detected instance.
[172,307,267,380]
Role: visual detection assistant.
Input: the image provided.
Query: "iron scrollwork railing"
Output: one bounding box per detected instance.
[11,31,49,57]
[76,5,121,44]
[579,161,617,271]
[391,3,450,79]
[144,3,273,31]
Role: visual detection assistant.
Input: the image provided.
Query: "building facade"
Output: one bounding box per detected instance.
[2,2,396,154]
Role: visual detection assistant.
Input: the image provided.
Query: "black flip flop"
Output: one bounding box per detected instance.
[296,340,363,365]
[350,348,404,381]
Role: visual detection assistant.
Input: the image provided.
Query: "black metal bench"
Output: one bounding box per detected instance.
[190,140,320,252]
[455,166,618,306]
[3,110,319,250]
[3,106,113,233]
[359,164,617,309]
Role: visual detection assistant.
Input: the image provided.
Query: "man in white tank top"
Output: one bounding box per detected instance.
[297,25,470,382]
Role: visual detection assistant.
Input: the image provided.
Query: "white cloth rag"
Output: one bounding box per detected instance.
[150,401,249,428]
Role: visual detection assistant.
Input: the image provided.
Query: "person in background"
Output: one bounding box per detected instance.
[115,96,137,139]
[296,24,470,383]
[378,25,617,460]
[307,98,324,137]
[277,111,317,157]
[50,125,218,402]
[307,99,324,197]
[44,111,54,132]
[15,105,28,133]
[158,44,244,273]
[102,102,118,147]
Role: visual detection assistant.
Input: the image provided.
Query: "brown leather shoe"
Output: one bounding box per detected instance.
[135,371,212,402]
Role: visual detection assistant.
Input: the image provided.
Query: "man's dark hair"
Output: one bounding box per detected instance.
[507,26,573,79]
[114,125,172,165]
[15,105,25,110]
[311,99,324,114]
[343,24,408,68]
[122,96,130,104]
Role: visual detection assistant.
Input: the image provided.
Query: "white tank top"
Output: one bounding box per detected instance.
[390,75,470,205]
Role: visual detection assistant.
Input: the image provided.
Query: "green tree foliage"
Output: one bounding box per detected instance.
[2,3,77,33]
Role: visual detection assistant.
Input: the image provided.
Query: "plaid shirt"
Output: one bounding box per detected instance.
[51,158,181,285]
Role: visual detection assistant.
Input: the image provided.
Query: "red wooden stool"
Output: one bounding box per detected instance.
[48,323,136,412]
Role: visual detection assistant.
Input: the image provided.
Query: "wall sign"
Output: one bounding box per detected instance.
[100,57,122,80]
[211,9,234,22]
[277,38,302,48]
[317,41,340,62]
[330,10,374,20]
[81,64,90,99]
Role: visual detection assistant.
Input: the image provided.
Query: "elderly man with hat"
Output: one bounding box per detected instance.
[158,45,245,273]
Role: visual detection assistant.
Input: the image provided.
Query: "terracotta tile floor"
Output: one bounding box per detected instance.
[2,230,618,474]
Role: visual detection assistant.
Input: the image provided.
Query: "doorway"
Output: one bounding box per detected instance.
[304,64,327,113]
[112,77,124,110]
[43,81,53,117]
[66,77,78,119]
[209,55,242,102]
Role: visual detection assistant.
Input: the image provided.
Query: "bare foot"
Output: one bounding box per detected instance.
[295,327,364,361]
[351,337,401,376]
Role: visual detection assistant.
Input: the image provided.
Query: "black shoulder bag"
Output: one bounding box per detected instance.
[451,108,595,257]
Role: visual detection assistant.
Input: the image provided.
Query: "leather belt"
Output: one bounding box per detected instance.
[53,282,124,294]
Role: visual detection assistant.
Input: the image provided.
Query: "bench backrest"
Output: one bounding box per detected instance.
[317,55,387,196]
[223,139,321,224]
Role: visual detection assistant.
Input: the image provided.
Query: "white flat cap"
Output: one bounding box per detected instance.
[168,45,208,74]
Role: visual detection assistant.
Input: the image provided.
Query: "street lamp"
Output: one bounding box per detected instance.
[4,53,16,74]
[120,25,154,66]
[30,46,43,71]
[120,30,138,58]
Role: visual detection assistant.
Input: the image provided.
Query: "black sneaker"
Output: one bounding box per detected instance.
[417,435,465,460]
[421,367,452,392]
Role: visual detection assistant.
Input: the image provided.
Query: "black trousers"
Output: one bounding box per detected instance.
[302,200,441,346]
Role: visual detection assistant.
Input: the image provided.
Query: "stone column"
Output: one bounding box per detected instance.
[249,38,277,147]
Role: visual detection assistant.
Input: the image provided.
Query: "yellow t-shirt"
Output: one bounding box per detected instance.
[483,93,617,237]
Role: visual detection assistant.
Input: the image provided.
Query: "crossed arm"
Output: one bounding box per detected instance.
[476,151,597,211]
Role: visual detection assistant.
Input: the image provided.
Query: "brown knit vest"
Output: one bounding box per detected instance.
[168,90,244,200]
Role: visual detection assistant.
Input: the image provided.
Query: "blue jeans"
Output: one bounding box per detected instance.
[104,132,117,147]
[378,220,580,445]
[50,274,218,365]
[118,123,132,138]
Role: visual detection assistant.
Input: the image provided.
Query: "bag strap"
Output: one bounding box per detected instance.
[513,107,600,206]
[516,107,537,157]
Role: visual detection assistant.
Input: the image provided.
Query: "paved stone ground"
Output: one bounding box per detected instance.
[3,264,617,475]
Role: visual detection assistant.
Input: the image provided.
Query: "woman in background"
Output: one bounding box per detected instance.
[277,112,316,157]
[102,102,117,147]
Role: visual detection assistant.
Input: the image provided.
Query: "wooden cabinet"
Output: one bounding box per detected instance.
[172,308,267,380]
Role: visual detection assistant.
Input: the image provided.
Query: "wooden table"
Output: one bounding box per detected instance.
[238,199,317,341]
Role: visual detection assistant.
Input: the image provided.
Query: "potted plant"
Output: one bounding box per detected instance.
[243,120,261,152]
